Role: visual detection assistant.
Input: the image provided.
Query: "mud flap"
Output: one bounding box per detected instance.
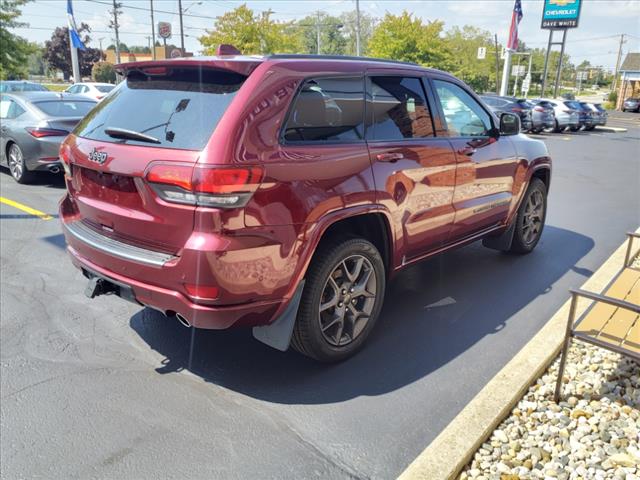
[482,220,516,251]
[252,281,305,352]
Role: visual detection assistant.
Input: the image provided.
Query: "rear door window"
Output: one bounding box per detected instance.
[283,77,365,143]
[74,67,246,150]
[366,76,434,140]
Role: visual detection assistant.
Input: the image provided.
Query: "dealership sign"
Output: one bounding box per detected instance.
[541,0,582,29]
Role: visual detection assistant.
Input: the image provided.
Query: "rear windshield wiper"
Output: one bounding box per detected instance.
[104,127,161,144]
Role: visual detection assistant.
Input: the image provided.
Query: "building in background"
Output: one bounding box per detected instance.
[617,52,640,110]
[104,46,193,64]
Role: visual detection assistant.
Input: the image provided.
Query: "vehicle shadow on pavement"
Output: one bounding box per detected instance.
[0,169,65,188]
[129,225,594,404]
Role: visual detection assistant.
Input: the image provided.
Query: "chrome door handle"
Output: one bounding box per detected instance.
[376,152,404,162]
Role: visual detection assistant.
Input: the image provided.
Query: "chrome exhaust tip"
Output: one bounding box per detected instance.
[175,313,191,328]
[49,165,61,174]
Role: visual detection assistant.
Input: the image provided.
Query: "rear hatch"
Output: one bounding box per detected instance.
[64,66,247,254]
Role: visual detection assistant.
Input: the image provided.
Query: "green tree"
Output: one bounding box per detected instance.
[445,26,497,93]
[91,61,115,83]
[296,13,346,55]
[368,12,453,69]
[43,24,104,80]
[199,4,300,55]
[0,0,36,79]
[340,10,375,56]
[26,43,45,76]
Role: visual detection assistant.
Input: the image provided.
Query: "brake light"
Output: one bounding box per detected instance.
[59,143,72,177]
[145,163,263,208]
[26,127,69,138]
[511,107,523,112]
[534,106,545,112]
[96,95,105,100]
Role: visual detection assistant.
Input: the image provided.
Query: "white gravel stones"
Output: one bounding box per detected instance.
[459,340,639,480]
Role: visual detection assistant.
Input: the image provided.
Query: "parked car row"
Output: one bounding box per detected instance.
[479,94,608,134]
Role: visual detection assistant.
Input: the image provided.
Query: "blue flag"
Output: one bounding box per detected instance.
[67,0,86,50]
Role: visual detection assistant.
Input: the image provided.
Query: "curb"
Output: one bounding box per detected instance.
[397,229,638,480]
[595,126,628,133]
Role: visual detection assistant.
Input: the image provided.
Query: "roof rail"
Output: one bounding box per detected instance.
[266,54,419,67]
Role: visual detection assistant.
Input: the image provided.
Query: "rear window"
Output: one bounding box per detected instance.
[283,77,364,143]
[96,85,114,93]
[74,68,246,150]
[33,100,96,117]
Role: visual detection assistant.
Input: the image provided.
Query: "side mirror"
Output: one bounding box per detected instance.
[500,112,520,135]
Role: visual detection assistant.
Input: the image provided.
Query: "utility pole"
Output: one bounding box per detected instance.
[500,48,512,96]
[552,29,567,98]
[316,12,321,55]
[612,34,626,92]
[355,0,361,56]
[150,0,156,60]
[494,34,500,94]
[178,0,185,54]
[146,36,152,53]
[110,0,122,64]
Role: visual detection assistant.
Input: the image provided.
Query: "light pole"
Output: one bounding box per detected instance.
[150,0,156,60]
[179,0,202,55]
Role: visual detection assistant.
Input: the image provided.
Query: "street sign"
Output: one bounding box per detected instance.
[576,71,588,80]
[511,65,526,77]
[522,75,531,92]
[158,21,172,39]
[541,0,582,29]
[170,48,182,58]
[477,47,486,60]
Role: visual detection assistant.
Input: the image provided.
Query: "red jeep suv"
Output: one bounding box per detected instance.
[59,54,551,362]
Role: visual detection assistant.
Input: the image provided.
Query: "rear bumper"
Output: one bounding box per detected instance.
[59,195,295,329]
[66,244,284,329]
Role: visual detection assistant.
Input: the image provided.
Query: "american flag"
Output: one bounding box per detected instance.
[507,0,523,50]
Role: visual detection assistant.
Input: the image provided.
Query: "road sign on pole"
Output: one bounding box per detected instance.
[477,47,486,60]
[522,74,531,94]
[511,65,526,77]
[158,21,171,39]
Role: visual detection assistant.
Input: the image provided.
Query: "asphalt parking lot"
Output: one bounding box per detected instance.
[1,111,639,479]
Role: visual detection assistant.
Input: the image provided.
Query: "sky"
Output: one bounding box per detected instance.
[11,0,640,71]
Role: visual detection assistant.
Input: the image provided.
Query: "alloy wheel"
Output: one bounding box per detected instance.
[8,144,24,180]
[318,255,377,347]
[522,190,544,245]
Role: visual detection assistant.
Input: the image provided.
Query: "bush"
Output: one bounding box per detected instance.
[608,91,618,103]
[92,62,116,83]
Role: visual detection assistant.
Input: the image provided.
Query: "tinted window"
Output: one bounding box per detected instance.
[283,77,364,143]
[75,68,245,150]
[433,80,491,137]
[367,76,434,140]
[9,82,47,92]
[96,85,114,93]
[33,100,95,117]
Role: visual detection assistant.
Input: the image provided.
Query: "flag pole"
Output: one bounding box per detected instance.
[67,1,81,83]
[500,49,512,96]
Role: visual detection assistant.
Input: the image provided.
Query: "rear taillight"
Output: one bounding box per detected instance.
[145,163,263,208]
[534,106,545,112]
[26,127,69,138]
[96,95,105,100]
[59,143,72,177]
[512,107,524,112]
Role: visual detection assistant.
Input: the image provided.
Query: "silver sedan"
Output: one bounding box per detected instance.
[0,91,96,184]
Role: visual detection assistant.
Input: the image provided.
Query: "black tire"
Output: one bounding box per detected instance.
[7,143,34,184]
[585,125,596,131]
[552,120,564,133]
[569,125,580,132]
[507,178,547,254]
[291,237,386,362]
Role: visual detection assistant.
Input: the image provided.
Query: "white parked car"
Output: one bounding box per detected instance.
[64,82,115,101]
